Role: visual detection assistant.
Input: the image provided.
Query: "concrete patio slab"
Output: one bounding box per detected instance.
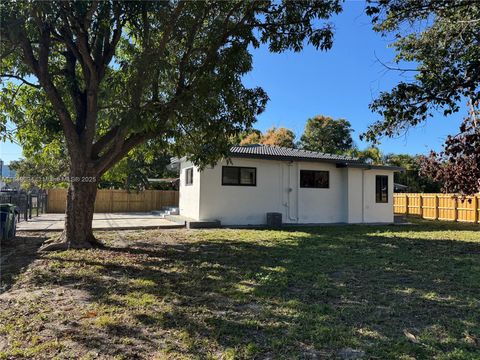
[17,213,184,232]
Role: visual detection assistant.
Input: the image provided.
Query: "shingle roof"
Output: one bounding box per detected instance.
[171,144,403,171]
[230,144,362,162]
[229,144,403,171]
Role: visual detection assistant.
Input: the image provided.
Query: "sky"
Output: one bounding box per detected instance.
[0,1,464,165]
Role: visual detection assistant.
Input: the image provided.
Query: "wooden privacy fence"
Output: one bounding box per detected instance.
[394,193,480,223]
[47,189,179,213]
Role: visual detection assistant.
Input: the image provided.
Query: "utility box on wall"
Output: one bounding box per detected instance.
[266,212,282,227]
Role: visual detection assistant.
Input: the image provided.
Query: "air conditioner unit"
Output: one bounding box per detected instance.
[266,212,282,227]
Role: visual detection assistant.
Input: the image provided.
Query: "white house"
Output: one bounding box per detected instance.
[173,144,402,226]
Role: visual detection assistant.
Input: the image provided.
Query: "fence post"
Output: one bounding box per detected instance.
[110,190,114,212]
[453,196,458,222]
[473,195,478,224]
[24,194,28,221]
[419,194,423,218]
[405,194,409,215]
[28,194,32,219]
[434,195,438,220]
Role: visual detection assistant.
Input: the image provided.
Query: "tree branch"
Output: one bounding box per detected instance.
[94,131,152,176]
[91,126,121,157]
[15,14,81,160]
[84,1,99,29]
[0,74,41,88]
[63,49,85,125]
[53,12,89,77]
[131,1,186,110]
[97,2,123,82]
[374,51,419,73]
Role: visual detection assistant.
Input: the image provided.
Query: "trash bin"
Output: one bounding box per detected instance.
[0,204,18,240]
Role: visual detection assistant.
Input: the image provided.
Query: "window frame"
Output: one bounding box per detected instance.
[221,166,257,186]
[185,167,193,186]
[375,175,389,203]
[299,170,330,189]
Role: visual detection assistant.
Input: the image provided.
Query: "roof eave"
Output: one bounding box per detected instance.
[231,153,404,171]
[337,162,404,172]
[229,153,364,165]
[173,153,405,172]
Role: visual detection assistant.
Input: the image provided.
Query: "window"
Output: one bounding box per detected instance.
[376,175,388,203]
[185,167,193,186]
[300,170,329,188]
[222,166,256,186]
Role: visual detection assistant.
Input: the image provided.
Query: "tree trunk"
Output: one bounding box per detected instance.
[63,180,99,247]
[41,177,101,251]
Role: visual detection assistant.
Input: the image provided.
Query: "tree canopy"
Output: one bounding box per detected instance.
[238,129,263,146]
[363,0,480,195]
[100,141,177,190]
[239,126,296,147]
[421,105,480,195]
[299,115,353,154]
[9,147,68,189]
[348,146,382,165]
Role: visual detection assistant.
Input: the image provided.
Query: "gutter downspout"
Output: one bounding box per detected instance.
[361,169,365,223]
[285,162,298,222]
[296,161,299,222]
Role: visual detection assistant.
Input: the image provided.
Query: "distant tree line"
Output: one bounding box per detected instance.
[235,114,441,192]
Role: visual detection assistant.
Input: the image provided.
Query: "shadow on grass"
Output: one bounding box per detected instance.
[15,224,480,358]
[0,233,46,293]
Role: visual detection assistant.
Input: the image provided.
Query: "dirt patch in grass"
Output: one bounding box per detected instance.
[1,222,480,359]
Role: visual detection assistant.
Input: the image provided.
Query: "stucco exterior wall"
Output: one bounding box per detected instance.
[178,160,201,220]
[178,158,395,225]
[197,158,350,225]
[363,169,395,223]
[344,168,394,224]
[296,162,347,223]
[199,158,285,225]
[345,167,364,223]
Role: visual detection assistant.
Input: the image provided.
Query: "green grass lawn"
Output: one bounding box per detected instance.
[1,219,479,359]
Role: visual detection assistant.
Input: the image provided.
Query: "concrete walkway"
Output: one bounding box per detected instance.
[17,213,184,232]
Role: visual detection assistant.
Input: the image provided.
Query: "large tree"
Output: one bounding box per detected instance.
[363,0,480,195]
[420,105,480,195]
[299,115,353,154]
[0,0,342,250]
